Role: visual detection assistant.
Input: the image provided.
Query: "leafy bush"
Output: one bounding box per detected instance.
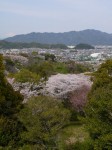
[5,57,15,66]
[66,61,91,73]
[15,69,40,83]
[53,62,68,74]
[45,53,56,62]
[28,61,55,80]
[19,96,71,149]
[4,57,17,73]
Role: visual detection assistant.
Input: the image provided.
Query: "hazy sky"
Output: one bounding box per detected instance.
[0,0,112,38]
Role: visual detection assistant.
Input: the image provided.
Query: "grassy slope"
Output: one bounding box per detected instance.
[57,124,90,150]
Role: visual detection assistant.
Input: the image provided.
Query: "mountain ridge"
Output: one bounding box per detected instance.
[5,29,112,45]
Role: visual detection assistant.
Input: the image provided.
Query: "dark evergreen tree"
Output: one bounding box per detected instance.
[0,54,24,147]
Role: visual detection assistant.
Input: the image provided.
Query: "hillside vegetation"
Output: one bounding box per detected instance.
[0,40,67,49]
[85,59,112,149]
[75,43,95,49]
[0,53,112,149]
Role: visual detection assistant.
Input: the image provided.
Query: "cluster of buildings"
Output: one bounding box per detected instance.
[0,46,112,66]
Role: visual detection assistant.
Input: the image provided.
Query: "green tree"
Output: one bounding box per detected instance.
[19,96,71,149]
[0,54,24,147]
[15,69,40,83]
[45,53,56,62]
[28,61,54,80]
[67,61,90,73]
[75,43,94,50]
[85,60,112,149]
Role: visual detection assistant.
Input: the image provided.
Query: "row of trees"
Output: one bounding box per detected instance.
[0,40,67,49]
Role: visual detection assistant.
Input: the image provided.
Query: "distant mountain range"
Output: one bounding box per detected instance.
[5,29,112,45]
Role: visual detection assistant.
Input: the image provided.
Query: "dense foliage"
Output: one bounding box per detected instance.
[85,59,112,149]
[0,54,24,148]
[75,43,94,49]
[19,96,71,149]
[26,60,91,81]
[1,51,111,149]
[0,40,67,49]
[5,57,17,73]
[15,69,41,83]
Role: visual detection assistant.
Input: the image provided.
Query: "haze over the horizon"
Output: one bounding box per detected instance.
[0,0,112,39]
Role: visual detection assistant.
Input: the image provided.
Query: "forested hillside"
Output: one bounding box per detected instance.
[0,53,112,149]
[5,29,112,45]
[0,40,67,49]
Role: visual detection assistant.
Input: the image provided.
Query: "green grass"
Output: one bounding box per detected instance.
[57,124,90,150]
[53,62,68,74]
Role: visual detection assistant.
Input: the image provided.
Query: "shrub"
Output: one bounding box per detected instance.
[15,69,40,83]
[19,96,71,149]
[67,61,91,74]
[28,61,55,80]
